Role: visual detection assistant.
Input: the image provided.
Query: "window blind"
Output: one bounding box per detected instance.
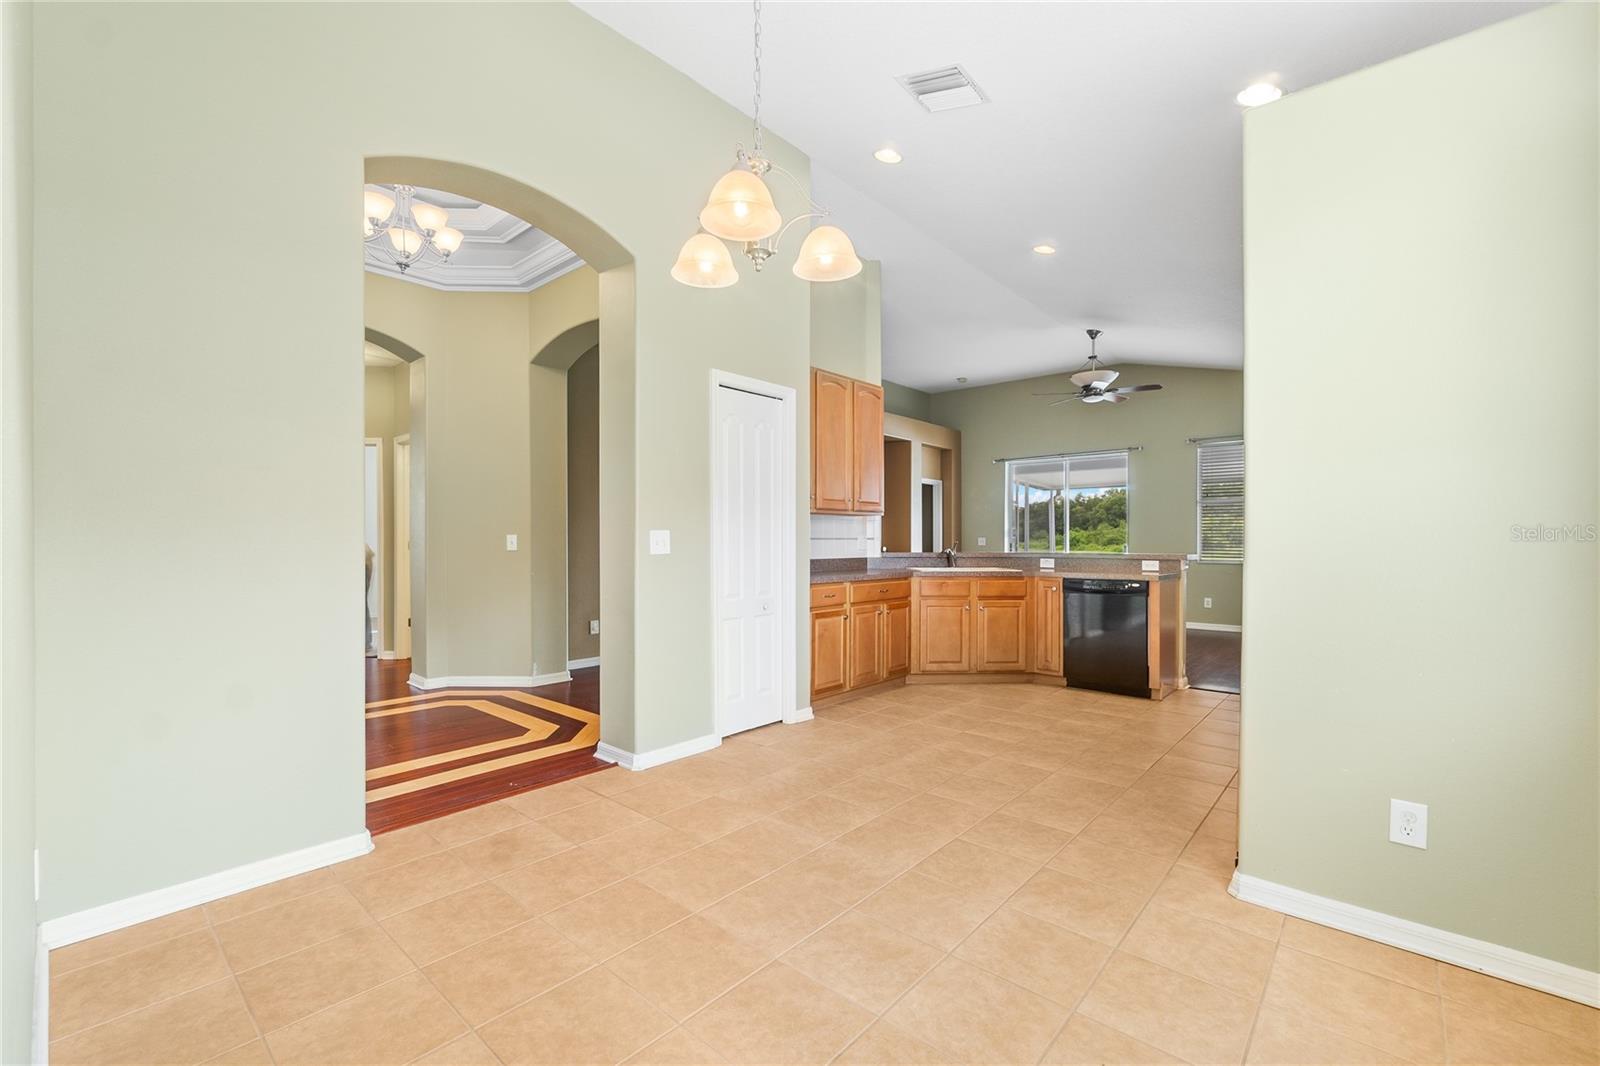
[1197,441,1244,563]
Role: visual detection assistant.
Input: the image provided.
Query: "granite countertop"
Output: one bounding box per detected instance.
[810,567,1173,584]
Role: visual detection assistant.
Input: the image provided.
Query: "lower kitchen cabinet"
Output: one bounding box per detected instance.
[810,604,849,700]
[809,580,912,702]
[916,597,972,673]
[1032,576,1064,676]
[977,597,1028,671]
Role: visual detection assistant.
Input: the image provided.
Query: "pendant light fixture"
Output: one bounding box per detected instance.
[673,0,862,288]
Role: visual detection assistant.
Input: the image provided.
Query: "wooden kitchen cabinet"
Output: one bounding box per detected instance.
[810,603,849,700]
[976,597,1028,671]
[916,597,972,673]
[1032,577,1063,676]
[847,602,884,689]
[851,379,885,513]
[810,368,884,515]
[884,600,911,679]
[809,580,912,703]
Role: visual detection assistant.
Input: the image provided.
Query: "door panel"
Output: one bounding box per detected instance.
[978,599,1028,671]
[847,603,883,689]
[851,380,885,513]
[811,608,848,700]
[884,601,911,679]
[812,370,852,512]
[715,384,785,735]
[918,600,971,673]
[1032,579,1063,676]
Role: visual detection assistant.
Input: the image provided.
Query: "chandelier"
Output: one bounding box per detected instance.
[671,0,862,289]
[363,185,464,273]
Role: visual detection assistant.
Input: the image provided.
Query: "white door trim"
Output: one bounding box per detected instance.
[709,370,797,738]
[364,438,386,656]
[392,434,412,660]
[920,477,944,553]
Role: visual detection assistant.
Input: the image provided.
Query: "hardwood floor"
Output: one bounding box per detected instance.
[1186,628,1241,693]
[364,659,610,835]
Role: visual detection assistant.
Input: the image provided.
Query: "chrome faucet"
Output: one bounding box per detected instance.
[941,547,958,568]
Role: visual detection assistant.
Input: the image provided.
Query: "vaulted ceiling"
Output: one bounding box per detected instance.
[578,1,1538,389]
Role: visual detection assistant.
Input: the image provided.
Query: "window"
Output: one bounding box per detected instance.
[1197,440,1244,563]
[1004,450,1129,553]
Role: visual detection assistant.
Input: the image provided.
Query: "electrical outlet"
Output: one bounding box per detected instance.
[1140,559,1160,572]
[649,529,671,555]
[1039,557,1055,570]
[976,537,987,547]
[1389,799,1428,849]
[505,534,518,551]
[589,619,600,636]
[1204,597,1213,609]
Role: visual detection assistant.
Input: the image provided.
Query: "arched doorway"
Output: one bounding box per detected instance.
[360,160,634,832]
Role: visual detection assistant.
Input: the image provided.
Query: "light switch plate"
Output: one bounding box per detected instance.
[649,529,671,555]
[1204,597,1213,608]
[589,619,600,635]
[1141,559,1160,572]
[505,534,518,551]
[1039,558,1055,570]
[976,537,987,547]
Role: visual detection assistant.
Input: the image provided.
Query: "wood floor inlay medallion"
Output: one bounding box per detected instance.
[362,670,611,834]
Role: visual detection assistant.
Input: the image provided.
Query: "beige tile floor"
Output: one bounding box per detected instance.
[49,684,1599,1065]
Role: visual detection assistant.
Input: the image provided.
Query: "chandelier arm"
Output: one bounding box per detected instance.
[769,211,825,253]
[761,161,834,218]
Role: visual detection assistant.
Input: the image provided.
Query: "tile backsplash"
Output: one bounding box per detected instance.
[810,514,882,559]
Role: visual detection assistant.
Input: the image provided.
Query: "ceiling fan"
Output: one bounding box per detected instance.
[1034,329,1165,406]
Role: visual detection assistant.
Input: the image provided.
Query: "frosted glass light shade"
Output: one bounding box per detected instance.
[698,168,781,242]
[433,227,464,255]
[671,233,738,288]
[388,227,425,256]
[363,189,395,236]
[792,225,863,282]
[410,200,448,234]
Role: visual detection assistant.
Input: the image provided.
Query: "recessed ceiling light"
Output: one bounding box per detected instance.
[1032,244,1057,256]
[956,377,968,384]
[873,147,903,165]
[1236,82,1283,108]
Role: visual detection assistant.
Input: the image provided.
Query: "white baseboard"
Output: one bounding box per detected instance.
[1230,871,1600,1007]
[408,671,570,689]
[32,926,48,1065]
[38,831,373,951]
[597,733,721,772]
[784,705,814,724]
[566,656,600,670]
[1187,622,1243,633]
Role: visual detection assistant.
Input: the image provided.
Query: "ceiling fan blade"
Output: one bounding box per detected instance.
[1109,383,1164,393]
[1101,392,1129,404]
[1031,392,1077,397]
[1048,397,1078,407]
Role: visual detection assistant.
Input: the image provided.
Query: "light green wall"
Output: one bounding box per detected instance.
[810,259,881,384]
[882,379,932,421]
[930,365,1244,624]
[362,362,409,651]
[0,1,34,1057]
[30,2,813,920]
[1242,2,1597,970]
[567,347,600,662]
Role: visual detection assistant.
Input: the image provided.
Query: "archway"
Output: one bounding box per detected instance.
[360,159,635,832]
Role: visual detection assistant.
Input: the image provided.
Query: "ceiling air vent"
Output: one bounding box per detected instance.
[898,65,987,113]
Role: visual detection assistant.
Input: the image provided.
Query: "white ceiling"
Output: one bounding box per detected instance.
[364,185,584,293]
[577,1,1538,390]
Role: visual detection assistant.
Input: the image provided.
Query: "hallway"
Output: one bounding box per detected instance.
[365,662,608,834]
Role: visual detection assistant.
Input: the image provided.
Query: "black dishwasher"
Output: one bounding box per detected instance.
[1063,579,1149,697]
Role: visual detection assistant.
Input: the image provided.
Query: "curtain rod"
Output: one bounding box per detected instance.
[1187,434,1243,445]
[992,446,1142,465]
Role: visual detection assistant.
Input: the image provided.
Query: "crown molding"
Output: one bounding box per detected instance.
[365,240,585,293]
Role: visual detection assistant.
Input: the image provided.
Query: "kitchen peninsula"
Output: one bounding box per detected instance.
[809,552,1187,705]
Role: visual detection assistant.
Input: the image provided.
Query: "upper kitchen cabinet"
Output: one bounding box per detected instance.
[811,368,884,515]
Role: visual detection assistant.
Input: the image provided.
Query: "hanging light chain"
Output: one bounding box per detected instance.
[751,0,764,154]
